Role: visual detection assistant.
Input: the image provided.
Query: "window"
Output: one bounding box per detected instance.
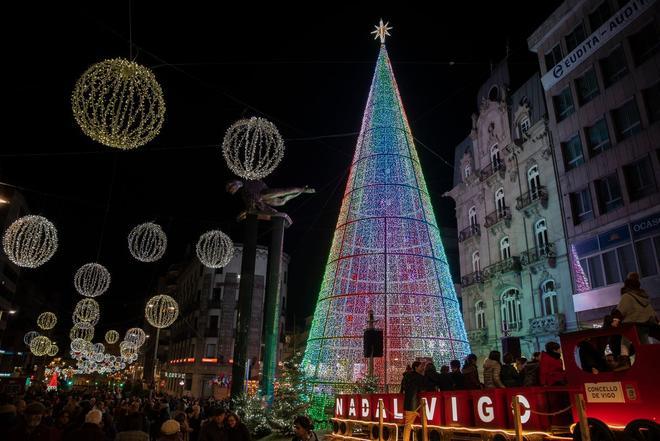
[576,68,600,105]
[635,238,659,277]
[205,343,216,358]
[501,289,522,331]
[571,188,594,224]
[600,45,628,87]
[586,255,605,288]
[209,315,219,329]
[624,156,657,201]
[464,165,471,179]
[535,219,549,251]
[630,21,660,65]
[468,206,477,227]
[566,22,587,53]
[491,144,502,168]
[617,244,638,280]
[595,173,623,213]
[212,287,223,302]
[541,280,558,316]
[602,249,621,285]
[562,134,585,170]
[643,82,660,124]
[500,237,511,260]
[528,165,541,199]
[545,44,563,71]
[215,267,224,274]
[472,251,480,272]
[495,188,506,217]
[613,99,642,141]
[554,87,575,121]
[519,117,531,137]
[586,118,611,157]
[589,2,612,31]
[475,301,486,330]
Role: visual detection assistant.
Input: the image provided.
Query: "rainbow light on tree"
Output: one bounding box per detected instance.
[302,41,470,393]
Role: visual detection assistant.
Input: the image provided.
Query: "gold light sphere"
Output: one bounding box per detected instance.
[72,58,166,150]
[70,322,94,341]
[73,298,100,326]
[196,230,234,269]
[30,335,52,356]
[74,263,111,297]
[128,222,167,262]
[119,341,137,358]
[47,343,59,357]
[125,328,146,347]
[3,215,58,268]
[37,312,57,330]
[145,294,179,328]
[105,330,119,344]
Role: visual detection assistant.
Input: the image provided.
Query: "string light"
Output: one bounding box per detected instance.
[70,338,89,353]
[302,45,470,393]
[74,263,111,297]
[47,343,59,357]
[145,294,179,328]
[24,331,40,346]
[196,230,234,269]
[30,335,52,356]
[221,117,285,180]
[37,312,57,330]
[72,58,166,150]
[119,341,137,358]
[93,342,105,353]
[73,298,100,325]
[125,327,146,347]
[105,330,119,344]
[70,322,95,341]
[3,215,58,268]
[128,222,167,262]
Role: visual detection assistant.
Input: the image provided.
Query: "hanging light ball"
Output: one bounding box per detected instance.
[72,58,166,150]
[73,298,100,325]
[70,338,92,353]
[221,117,285,180]
[119,341,137,358]
[105,330,119,344]
[74,263,111,297]
[70,322,94,341]
[145,294,179,328]
[37,312,57,330]
[30,336,52,356]
[93,352,105,363]
[93,342,105,353]
[125,328,146,347]
[3,215,58,268]
[24,331,40,346]
[196,230,234,269]
[47,343,59,357]
[128,222,167,262]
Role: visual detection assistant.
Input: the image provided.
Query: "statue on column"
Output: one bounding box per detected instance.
[226,179,315,223]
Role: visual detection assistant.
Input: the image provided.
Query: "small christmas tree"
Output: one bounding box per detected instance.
[231,393,271,438]
[269,353,309,435]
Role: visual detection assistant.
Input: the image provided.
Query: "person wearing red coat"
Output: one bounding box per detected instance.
[539,341,566,386]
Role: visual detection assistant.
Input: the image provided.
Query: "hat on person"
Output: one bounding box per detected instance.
[161,419,180,435]
[25,402,46,415]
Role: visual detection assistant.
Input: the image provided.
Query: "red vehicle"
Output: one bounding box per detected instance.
[330,324,659,441]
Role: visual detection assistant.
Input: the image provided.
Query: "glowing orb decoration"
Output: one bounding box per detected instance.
[74,263,111,297]
[105,330,119,344]
[30,336,52,356]
[196,230,233,269]
[221,117,284,180]
[37,312,57,330]
[119,341,137,358]
[70,338,87,353]
[3,215,58,268]
[128,222,167,262]
[93,352,104,362]
[145,294,178,328]
[93,342,105,353]
[24,331,40,346]
[72,58,166,150]
[47,343,59,357]
[125,328,146,347]
[73,298,100,325]
[70,322,94,341]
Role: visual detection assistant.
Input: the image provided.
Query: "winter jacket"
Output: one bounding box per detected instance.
[450,371,465,390]
[198,421,226,441]
[116,430,150,441]
[539,352,566,386]
[616,288,658,325]
[522,360,540,386]
[483,359,504,388]
[65,422,109,441]
[461,364,481,390]
[500,364,522,387]
[8,421,56,441]
[225,422,251,441]
[400,370,426,411]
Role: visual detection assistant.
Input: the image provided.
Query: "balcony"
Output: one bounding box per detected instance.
[461,271,484,288]
[484,207,511,228]
[482,256,521,280]
[479,161,506,181]
[467,328,488,345]
[458,224,481,243]
[515,186,549,214]
[529,313,566,335]
[521,243,556,266]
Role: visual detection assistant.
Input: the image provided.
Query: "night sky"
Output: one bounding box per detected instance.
[3,2,559,339]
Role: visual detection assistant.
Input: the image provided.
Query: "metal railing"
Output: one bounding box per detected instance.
[479,160,506,181]
[482,256,521,279]
[521,242,556,266]
[484,206,511,228]
[516,186,548,210]
[461,271,484,288]
[458,224,480,242]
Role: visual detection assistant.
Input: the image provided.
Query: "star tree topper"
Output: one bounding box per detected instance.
[372,19,392,44]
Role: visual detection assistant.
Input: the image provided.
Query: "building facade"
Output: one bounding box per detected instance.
[446,64,578,360]
[528,0,660,325]
[161,244,288,398]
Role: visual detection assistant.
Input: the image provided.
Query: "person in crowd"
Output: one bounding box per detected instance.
[523,352,541,386]
[159,419,182,441]
[483,351,505,388]
[8,401,54,441]
[438,365,454,390]
[0,394,18,429]
[225,412,251,441]
[539,341,566,386]
[198,407,226,441]
[186,406,202,441]
[65,409,107,441]
[52,410,72,441]
[449,360,464,390]
[116,412,150,441]
[400,361,426,441]
[462,354,481,389]
[174,410,193,441]
[291,415,318,441]
[614,272,659,344]
[515,357,527,374]
[422,363,442,391]
[501,353,522,387]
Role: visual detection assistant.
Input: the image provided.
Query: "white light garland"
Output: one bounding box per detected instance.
[145,294,179,328]
[30,335,52,356]
[125,328,146,347]
[73,298,100,325]
[105,330,119,344]
[128,222,167,262]
[24,331,40,346]
[221,117,285,180]
[3,215,58,268]
[70,322,94,341]
[74,263,111,297]
[196,230,234,269]
[37,312,57,330]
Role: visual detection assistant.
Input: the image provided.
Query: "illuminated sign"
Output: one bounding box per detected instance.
[202,358,218,363]
[585,382,625,403]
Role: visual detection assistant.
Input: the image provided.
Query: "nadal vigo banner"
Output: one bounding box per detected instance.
[541,0,656,91]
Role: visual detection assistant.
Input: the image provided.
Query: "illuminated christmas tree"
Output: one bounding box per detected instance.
[302,23,470,393]
[570,244,591,293]
[47,372,58,391]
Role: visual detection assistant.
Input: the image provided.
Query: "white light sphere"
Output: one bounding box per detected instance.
[73,298,100,325]
[119,341,137,358]
[105,330,119,344]
[125,328,146,347]
[93,352,104,362]
[3,215,58,268]
[30,336,52,356]
[74,263,111,297]
[128,222,167,262]
[72,58,166,150]
[221,117,285,180]
[24,331,40,346]
[145,294,179,328]
[196,230,233,269]
[93,342,105,353]
[47,343,59,357]
[70,322,94,341]
[37,312,57,330]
